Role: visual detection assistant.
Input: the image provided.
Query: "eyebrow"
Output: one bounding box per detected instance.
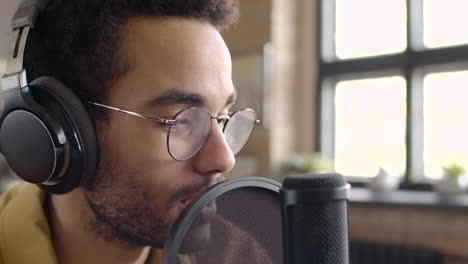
[145,88,237,108]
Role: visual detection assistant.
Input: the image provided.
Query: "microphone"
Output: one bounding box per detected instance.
[280,173,351,264]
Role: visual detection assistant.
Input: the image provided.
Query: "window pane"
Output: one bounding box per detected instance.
[335,76,406,177]
[424,71,468,179]
[335,0,407,60]
[0,58,5,76]
[0,59,5,107]
[424,0,468,48]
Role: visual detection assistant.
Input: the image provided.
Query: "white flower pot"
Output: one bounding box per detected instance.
[435,174,468,195]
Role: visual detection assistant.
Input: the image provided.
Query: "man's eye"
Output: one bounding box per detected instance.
[172,118,192,130]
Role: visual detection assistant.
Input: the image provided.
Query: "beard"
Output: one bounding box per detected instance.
[81,143,213,248]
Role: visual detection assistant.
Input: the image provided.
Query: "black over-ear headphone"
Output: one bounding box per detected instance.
[0,0,98,194]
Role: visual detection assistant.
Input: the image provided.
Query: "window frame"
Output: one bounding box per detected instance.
[316,0,468,189]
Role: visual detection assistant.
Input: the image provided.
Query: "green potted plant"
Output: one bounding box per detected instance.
[435,163,468,195]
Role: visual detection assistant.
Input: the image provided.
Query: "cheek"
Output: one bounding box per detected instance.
[107,116,170,161]
[101,116,190,195]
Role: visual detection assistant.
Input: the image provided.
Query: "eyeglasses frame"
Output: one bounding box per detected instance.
[89,102,260,161]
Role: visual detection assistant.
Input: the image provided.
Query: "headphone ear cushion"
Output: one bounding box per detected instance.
[28,76,98,194]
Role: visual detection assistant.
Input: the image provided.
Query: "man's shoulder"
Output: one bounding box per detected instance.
[0,183,57,264]
[0,182,35,212]
[0,183,26,210]
[0,182,44,232]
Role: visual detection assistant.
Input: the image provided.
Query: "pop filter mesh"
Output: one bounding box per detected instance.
[161,177,283,264]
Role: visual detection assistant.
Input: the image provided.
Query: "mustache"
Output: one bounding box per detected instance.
[168,176,218,205]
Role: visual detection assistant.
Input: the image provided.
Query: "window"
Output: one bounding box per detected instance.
[0,58,5,77]
[334,76,406,178]
[423,70,468,179]
[318,0,468,185]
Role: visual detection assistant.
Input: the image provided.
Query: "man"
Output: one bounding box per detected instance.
[0,0,265,263]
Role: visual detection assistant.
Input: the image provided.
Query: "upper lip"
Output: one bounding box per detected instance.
[175,175,226,204]
[178,184,210,205]
[179,177,225,203]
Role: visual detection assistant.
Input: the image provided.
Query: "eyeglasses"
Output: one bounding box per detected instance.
[89,102,260,161]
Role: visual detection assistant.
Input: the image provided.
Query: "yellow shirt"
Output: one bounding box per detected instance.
[0,183,162,264]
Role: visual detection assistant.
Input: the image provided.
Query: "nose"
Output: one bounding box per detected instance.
[192,121,235,175]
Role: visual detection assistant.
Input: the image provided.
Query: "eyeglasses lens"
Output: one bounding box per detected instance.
[223,109,257,155]
[168,108,257,161]
[168,107,211,161]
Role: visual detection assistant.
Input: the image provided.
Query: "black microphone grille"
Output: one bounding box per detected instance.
[282,173,347,190]
[281,173,350,205]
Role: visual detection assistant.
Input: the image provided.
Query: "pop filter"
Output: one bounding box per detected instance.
[161,177,282,264]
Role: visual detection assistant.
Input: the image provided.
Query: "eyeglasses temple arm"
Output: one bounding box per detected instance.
[88,102,175,125]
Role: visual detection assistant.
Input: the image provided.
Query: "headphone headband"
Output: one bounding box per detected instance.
[12,0,50,29]
[2,0,50,89]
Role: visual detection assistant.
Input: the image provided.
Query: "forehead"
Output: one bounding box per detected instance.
[108,17,234,111]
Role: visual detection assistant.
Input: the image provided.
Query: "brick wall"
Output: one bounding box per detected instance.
[350,203,468,262]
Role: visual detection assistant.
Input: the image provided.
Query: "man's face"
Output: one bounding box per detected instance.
[82,17,236,248]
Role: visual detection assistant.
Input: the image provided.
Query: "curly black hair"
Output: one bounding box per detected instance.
[24,0,239,119]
